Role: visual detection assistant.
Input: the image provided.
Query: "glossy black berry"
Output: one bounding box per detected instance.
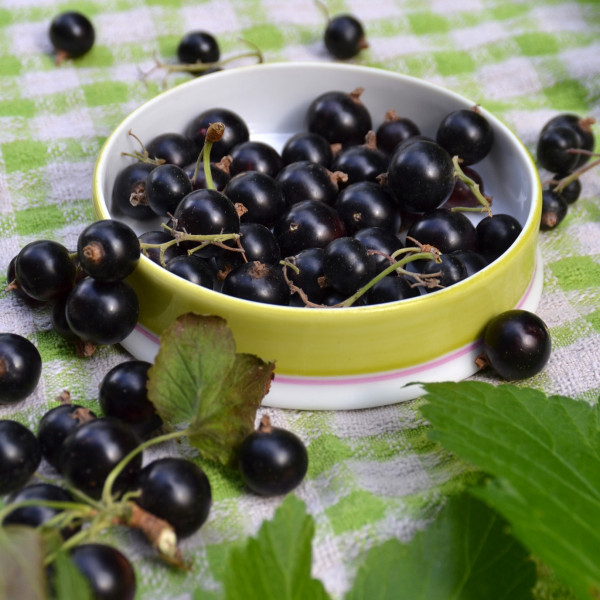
[541,114,595,169]
[323,14,367,60]
[375,111,420,156]
[49,12,95,60]
[476,213,522,261]
[146,132,197,167]
[0,333,42,404]
[111,162,156,221]
[70,544,136,600]
[145,163,193,217]
[274,199,346,257]
[386,139,455,213]
[3,483,76,537]
[331,143,388,186]
[173,188,240,237]
[239,223,281,265]
[367,275,419,304]
[77,219,140,281]
[177,30,220,65]
[281,132,333,167]
[436,108,494,165]
[224,171,286,227]
[238,416,308,496]
[286,247,329,304]
[0,420,41,495]
[322,237,377,296]
[221,261,289,305]
[99,361,162,438]
[306,89,372,146]
[229,140,284,179]
[37,403,96,472]
[450,249,488,277]
[406,209,477,254]
[135,457,212,538]
[536,125,580,173]
[540,189,568,231]
[185,108,249,161]
[276,160,340,207]
[183,160,231,192]
[482,309,551,380]
[15,240,76,302]
[444,165,485,209]
[335,181,401,234]
[421,253,467,292]
[552,174,581,204]
[60,417,142,499]
[65,277,139,346]
[353,226,404,274]
[166,255,216,289]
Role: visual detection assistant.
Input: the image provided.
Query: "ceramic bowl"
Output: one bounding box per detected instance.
[92,62,542,410]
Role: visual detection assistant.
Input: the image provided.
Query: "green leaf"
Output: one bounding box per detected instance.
[222,495,331,600]
[420,381,600,600]
[0,526,47,600]
[147,313,275,465]
[51,550,94,600]
[346,492,536,600]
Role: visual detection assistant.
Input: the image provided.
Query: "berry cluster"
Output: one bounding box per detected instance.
[536,113,597,230]
[6,220,141,356]
[116,89,521,308]
[0,351,308,598]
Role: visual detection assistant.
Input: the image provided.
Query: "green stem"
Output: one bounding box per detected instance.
[203,141,215,190]
[101,429,190,505]
[340,251,440,307]
[552,156,600,193]
[451,156,492,216]
[0,499,95,523]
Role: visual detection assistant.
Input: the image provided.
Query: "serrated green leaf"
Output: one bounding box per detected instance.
[346,492,535,600]
[222,495,331,600]
[51,551,94,600]
[420,381,600,600]
[147,313,275,465]
[0,526,47,600]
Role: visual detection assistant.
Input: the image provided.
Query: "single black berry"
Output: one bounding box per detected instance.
[0,333,42,404]
[436,108,494,165]
[49,12,95,60]
[0,420,41,495]
[323,14,368,60]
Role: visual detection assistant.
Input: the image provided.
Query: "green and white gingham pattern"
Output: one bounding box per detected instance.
[1,1,599,598]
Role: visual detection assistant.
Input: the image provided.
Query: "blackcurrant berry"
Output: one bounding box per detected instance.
[37,403,96,472]
[229,140,284,179]
[183,160,231,192]
[331,143,388,186]
[386,139,454,213]
[444,165,485,209]
[323,14,368,60]
[139,230,186,265]
[185,107,250,161]
[552,174,582,204]
[436,108,494,165]
[111,162,157,221]
[15,240,76,302]
[335,181,401,234]
[420,253,467,292]
[70,544,136,600]
[540,188,568,231]
[536,125,580,173]
[173,188,240,237]
[177,30,220,65]
[540,113,595,169]
[60,417,142,499]
[450,249,488,277]
[49,11,95,60]
[281,132,333,168]
[375,111,420,156]
[276,160,341,207]
[145,163,193,217]
[0,420,41,495]
[135,457,212,538]
[0,333,42,404]
[65,277,139,346]
[221,261,289,305]
[77,220,140,281]
[322,237,376,296]
[224,171,286,227]
[275,199,346,257]
[286,247,330,304]
[238,416,308,496]
[239,223,281,265]
[166,254,216,289]
[306,89,372,146]
[476,213,523,261]
[353,227,404,274]
[482,309,551,380]
[367,275,419,304]
[407,209,477,254]
[3,483,77,538]
[99,361,162,438]
[146,132,197,167]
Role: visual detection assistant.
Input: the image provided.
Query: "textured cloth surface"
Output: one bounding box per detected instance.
[0,1,599,598]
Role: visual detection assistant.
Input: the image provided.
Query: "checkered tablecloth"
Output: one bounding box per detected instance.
[1,1,599,598]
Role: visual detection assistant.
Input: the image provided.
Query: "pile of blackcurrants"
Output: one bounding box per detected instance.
[535,113,597,230]
[113,87,525,308]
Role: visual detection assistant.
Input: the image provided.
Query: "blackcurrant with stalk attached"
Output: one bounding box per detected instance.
[49,11,95,62]
[177,30,220,65]
[145,163,193,217]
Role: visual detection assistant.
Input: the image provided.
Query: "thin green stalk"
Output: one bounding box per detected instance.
[451,156,492,216]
